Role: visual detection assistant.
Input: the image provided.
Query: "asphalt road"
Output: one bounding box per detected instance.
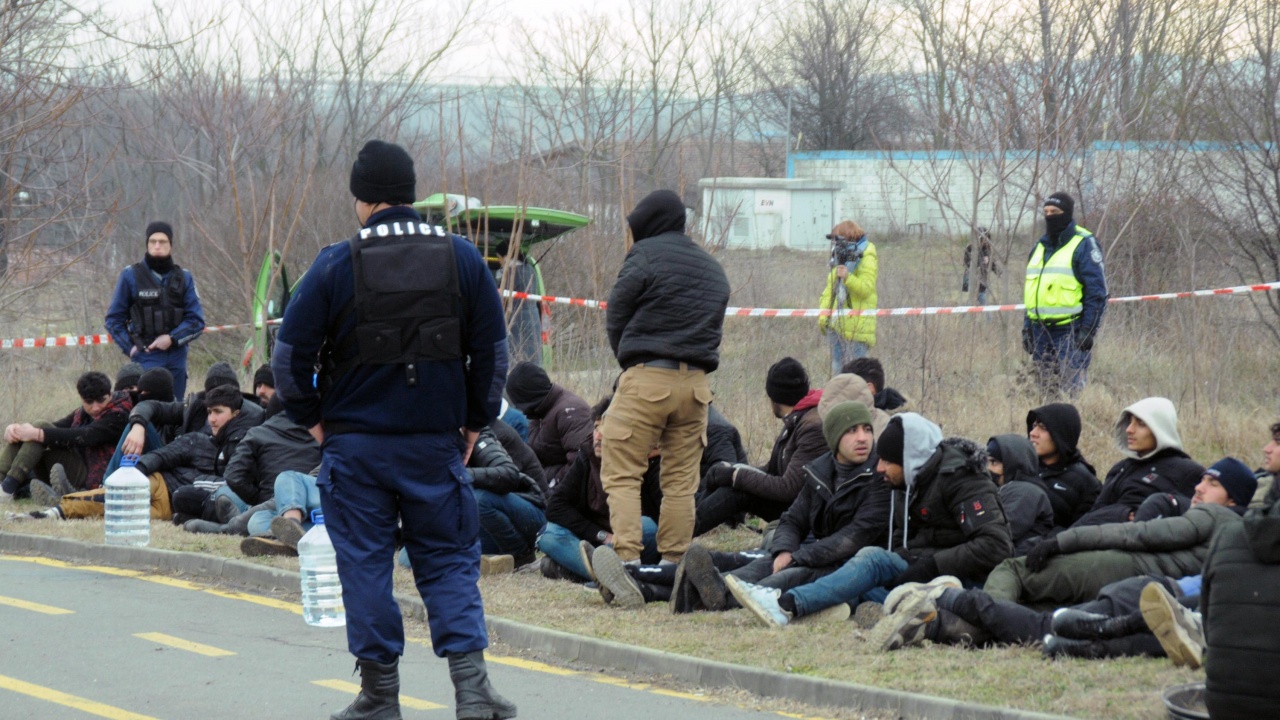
[0,556,821,720]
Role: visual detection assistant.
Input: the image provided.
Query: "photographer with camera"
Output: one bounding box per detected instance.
[817,220,878,376]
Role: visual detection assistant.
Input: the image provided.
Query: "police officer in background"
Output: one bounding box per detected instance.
[272,140,514,720]
[1022,192,1107,397]
[105,221,205,398]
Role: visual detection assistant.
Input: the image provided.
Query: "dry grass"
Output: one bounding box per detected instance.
[1,239,1264,720]
[1,512,1197,720]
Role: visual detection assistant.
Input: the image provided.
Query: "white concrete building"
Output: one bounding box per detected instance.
[697,177,843,251]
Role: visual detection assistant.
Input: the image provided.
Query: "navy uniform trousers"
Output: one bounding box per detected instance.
[319,431,487,664]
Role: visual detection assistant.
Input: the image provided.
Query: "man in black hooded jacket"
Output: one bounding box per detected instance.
[1027,402,1099,528]
[503,362,591,487]
[601,190,730,566]
[987,434,1055,556]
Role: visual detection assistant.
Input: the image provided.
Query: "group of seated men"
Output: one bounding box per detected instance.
[3,354,1277,718]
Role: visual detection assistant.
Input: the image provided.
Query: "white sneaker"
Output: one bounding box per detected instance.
[725,575,791,628]
[883,575,962,615]
[1140,582,1205,669]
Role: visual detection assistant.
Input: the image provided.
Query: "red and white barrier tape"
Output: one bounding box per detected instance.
[4,281,1278,350]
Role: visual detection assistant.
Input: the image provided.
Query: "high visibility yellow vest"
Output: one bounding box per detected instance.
[1024,228,1090,323]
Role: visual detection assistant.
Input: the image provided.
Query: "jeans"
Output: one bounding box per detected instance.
[475,489,545,557]
[210,484,247,514]
[248,470,320,536]
[786,546,907,618]
[827,332,869,376]
[105,421,166,478]
[536,517,659,581]
[1029,324,1090,397]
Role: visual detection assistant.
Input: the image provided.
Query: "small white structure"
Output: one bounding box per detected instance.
[698,177,843,251]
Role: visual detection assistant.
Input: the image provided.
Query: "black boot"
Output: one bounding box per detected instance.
[448,651,517,720]
[1041,634,1110,660]
[1051,609,1146,641]
[331,658,402,720]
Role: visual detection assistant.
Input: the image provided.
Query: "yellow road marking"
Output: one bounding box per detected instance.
[0,595,74,615]
[313,679,446,710]
[205,589,304,614]
[134,632,236,657]
[486,655,576,676]
[650,688,708,701]
[0,673,160,720]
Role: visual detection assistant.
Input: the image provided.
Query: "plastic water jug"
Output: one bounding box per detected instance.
[298,509,345,627]
[104,454,150,546]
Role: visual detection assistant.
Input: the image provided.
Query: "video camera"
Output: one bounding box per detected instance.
[827,234,863,269]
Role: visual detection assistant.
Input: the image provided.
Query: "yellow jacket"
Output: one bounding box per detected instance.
[817,241,877,345]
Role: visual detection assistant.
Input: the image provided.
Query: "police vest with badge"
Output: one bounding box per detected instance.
[129,261,188,346]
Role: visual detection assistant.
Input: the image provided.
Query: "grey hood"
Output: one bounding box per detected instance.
[1113,397,1183,460]
[887,412,943,551]
[990,433,1039,484]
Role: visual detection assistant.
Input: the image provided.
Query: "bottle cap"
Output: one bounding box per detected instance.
[120,454,140,468]
[310,509,324,525]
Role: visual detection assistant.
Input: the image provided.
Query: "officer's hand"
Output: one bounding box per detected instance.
[1074,327,1094,352]
[1025,537,1060,573]
[129,345,140,358]
[147,334,173,352]
[1021,325,1034,355]
[121,424,147,455]
[461,427,480,464]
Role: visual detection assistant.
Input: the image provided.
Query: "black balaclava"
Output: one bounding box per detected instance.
[626,190,686,242]
[144,221,175,274]
[1043,192,1075,242]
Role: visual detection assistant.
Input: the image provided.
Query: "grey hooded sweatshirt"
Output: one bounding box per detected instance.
[1073,397,1203,528]
[990,434,1055,556]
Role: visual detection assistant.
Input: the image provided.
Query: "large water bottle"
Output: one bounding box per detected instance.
[104,454,150,547]
[298,509,345,627]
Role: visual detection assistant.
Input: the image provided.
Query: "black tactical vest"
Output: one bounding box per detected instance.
[323,221,463,387]
[129,262,186,342]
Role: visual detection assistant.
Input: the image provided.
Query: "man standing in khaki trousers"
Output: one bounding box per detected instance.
[602,190,730,566]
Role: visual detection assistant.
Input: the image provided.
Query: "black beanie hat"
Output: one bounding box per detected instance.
[765,357,809,406]
[986,438,1003,463]
[145,221,174,242]
[626,189,687,241]
[878,417,905,466]
[349,140,416,205]
[137,367,175,403]
[1043,192,1075,218]
[253,364,275,389]
[115,362,144,391]
[205,362,239,392]
[204,384,243,412]
[1205,458,1258,507]
[505,362,553,415]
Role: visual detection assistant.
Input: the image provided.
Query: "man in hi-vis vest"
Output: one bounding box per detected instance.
[1022,192,1107,397]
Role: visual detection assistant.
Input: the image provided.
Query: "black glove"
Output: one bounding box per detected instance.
[1074,325,1095,352]
[1025,537,1060,573]
[702,463,735,491]
[1021,325,1034,355]
[885,556,939,589]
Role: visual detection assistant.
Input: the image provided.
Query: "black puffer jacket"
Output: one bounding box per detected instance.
[1028,403,1100,528]
[702,405,749,476]
[492,418,547,495]
[192,409,263,486]
[731,390,826,504]
[893,437,1014,584]
[545,444,661,544]
[469,426,546,510]
[223,414,321,505]
[769,452,892,568]
[129,395,263,443]
[606,192,730,372]
[135,431,217,494]
[1072,449,1204,527]
[989,434,1055,556]
[1202,500,1280,719]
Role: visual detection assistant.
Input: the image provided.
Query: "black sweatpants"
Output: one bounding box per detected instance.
[694,487,792,537]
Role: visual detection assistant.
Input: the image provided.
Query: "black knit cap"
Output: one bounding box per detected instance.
[137,367,175,403]
[252,364,274,389]
[878,417,905,466]
[765,357,809,406]
[1043,192,1075,218]
[205,362,239,392]
[986,438,1003,463]
[145,221,173,242]
[505,362,552,415]
[349,140,416,205]
[115,362,144,391]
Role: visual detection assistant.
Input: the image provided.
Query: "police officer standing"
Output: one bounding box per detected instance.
[104,222,205,398]
[1022,192,1107,397]
[272,140,514,720]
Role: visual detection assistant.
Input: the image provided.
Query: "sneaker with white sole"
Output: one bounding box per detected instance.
[578,539,597,582]
[725,575,791,627]
[877,591,940,651]
[883,575,962,615]
[1139,581,1205,669]
[591,545,644,608]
